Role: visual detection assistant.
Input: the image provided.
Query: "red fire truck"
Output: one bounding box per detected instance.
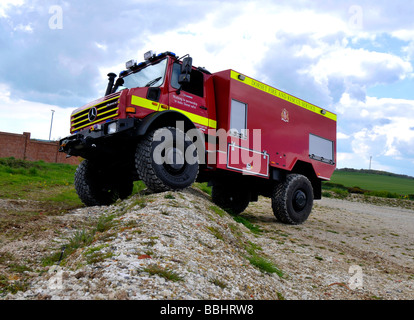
[59,50,336,224]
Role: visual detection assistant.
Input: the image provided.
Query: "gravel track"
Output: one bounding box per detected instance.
[2,190,413,300]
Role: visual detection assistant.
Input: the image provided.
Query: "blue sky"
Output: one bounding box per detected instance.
[0,0,414,177]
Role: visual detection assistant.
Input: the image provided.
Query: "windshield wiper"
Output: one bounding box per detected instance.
[144,77,162,87]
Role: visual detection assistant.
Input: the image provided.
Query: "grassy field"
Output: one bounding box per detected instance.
[323,169,414,200]
[329,170,414,195]
[0,157,82,209]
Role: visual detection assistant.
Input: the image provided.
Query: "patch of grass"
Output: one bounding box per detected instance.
[42,213,118,266]
[276,291,286,300]
[322,191,332,198]
[41,187,83,208]
[232,215,262,234]
[329,169,414,195]
[86,251,113,264]
[0,157,78,202]
[164,193,175,199]
[84,245,113,264]
[245,242,283,277]
[209,205,226,217]
[331,188,349,198]
[209,277,227,289]
[0,252,14,265]
[7,263,32,273]
[246,253,283,276]
[142,264,183,282]
[69,229,95,249]
[132,180,147,195]
[0,274,29,295]
[365,190,400,199]
[193,182,212,196]
[207,226,224,240]
[128,195,147,209]
[326,229,339,234]
[95,214,117,233]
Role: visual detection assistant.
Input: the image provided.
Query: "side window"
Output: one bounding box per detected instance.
[309,134,335,164]
[171,63,204,97]
[230,99,247,139]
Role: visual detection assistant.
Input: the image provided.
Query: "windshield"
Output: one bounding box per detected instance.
[116,58,167,92]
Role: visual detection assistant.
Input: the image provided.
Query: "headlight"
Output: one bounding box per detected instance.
[108,122,117,134]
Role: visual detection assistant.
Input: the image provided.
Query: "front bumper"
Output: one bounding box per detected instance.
[59,118,137,158]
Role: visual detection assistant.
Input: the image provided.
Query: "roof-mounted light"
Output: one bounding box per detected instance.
[144,50,156,61]
[126,59,137,69]
[157,51,177,58]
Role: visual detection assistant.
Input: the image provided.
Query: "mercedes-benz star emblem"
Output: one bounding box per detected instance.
[88,107,97,122]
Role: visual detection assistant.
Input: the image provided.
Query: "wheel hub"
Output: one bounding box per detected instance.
[293,190,307,211]
[165,147,185,171]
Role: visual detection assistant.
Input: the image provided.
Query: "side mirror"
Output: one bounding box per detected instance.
[178,57,192,84]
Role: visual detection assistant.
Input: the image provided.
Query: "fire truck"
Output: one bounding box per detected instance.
[59,50,336,224]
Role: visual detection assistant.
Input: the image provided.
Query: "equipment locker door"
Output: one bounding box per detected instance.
[227,99,269,177]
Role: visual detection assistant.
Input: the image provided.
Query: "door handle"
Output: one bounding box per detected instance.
[199,106,207,110]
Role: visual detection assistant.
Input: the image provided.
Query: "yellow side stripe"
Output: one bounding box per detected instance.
[230,71,337,122]
[208,119,217,129]
[131,95,217,129]
[169,107,210,127]
[131,95,160,111]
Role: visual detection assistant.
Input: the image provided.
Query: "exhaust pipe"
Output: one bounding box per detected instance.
[105,73,117,96]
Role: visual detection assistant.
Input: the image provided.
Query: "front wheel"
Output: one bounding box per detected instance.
[135,127,199,192]
[74,160,134,206]
[271,174,313,225]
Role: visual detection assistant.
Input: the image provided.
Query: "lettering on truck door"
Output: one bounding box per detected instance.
[227,99,269,177]
[169,62,209,133]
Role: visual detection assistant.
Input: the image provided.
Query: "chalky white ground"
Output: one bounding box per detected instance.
[5,189,414,300]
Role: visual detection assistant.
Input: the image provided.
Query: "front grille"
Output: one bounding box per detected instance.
[71,96,120,132]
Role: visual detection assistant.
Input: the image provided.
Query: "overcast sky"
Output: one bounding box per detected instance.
[1,0,414,176]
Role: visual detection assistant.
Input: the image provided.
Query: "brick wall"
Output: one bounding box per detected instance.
[0,131,79,165]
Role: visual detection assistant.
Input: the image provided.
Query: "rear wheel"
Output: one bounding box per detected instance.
[211,183,250,215]
[135,127,199,192]
[74,160,133,206]
[271,174,313,225]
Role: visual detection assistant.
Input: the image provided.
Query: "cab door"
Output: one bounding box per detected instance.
[168,62,210,133]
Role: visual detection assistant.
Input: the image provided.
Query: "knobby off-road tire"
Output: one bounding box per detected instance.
[271,174,314,225]
[75,160,133,206]
[135,127,199,193]
[211,184,250,215]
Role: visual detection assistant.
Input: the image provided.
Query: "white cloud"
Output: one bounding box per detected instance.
[336,93,414,173]
[13,23,33,33]
[337,132,351,139]
[311,48,411,81]
[0,0,24,18]
[0,84,72,140]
